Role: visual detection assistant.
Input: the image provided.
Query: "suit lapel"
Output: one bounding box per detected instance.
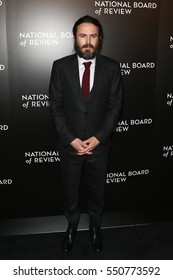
[71,55,80,90]
[88,55,103,104]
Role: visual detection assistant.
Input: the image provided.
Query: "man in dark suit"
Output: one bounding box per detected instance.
[49,15,123,252]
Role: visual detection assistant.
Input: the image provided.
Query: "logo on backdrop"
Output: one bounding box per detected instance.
[163,145,173,159]
[0,124,8,131]
[94,1,158,15]
[21,94,49,109]
[19,32,73,47]
[120,62,155,76]
[106,169,149,184]
[0,64,5,71]
[25,151,60,165]
[167,92,173,107]
[170,36,173,49]
[0,179,12,185]
[116,118,152,133]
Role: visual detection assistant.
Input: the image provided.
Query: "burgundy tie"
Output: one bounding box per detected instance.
[82,61,92,98]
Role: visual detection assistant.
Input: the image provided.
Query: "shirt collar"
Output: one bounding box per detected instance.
[77,55,96,69]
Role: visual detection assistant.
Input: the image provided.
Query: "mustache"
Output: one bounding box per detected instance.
[82,43,94,49]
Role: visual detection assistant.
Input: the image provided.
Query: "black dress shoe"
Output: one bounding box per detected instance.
[62,227,77,252]
[90,227,103,252]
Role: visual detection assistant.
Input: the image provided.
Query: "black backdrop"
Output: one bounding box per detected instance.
[0,0,172,221]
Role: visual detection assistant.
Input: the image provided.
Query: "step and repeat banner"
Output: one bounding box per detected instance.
[0,0,172,220]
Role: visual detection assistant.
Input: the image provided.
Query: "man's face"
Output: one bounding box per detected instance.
[74,23,100,59]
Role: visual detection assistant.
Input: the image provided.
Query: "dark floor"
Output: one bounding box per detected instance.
[1,221,173,260]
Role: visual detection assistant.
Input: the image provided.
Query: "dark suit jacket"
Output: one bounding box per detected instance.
[49,54,123,148]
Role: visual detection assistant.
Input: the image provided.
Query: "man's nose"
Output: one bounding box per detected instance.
[86,36,91,43]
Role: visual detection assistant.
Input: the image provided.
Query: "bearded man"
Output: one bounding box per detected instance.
[49,15,123,252]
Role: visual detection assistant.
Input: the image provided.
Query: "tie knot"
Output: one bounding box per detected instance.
[83,61,92,68]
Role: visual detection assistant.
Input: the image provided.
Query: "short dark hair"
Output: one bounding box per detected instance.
[72,15,104,39]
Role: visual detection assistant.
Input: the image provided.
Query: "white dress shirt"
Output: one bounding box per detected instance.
[77,56,96,92]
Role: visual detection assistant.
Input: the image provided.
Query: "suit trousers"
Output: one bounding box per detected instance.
[59,141,110,229]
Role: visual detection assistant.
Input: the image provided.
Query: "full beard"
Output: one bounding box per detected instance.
[74,41,102,60]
